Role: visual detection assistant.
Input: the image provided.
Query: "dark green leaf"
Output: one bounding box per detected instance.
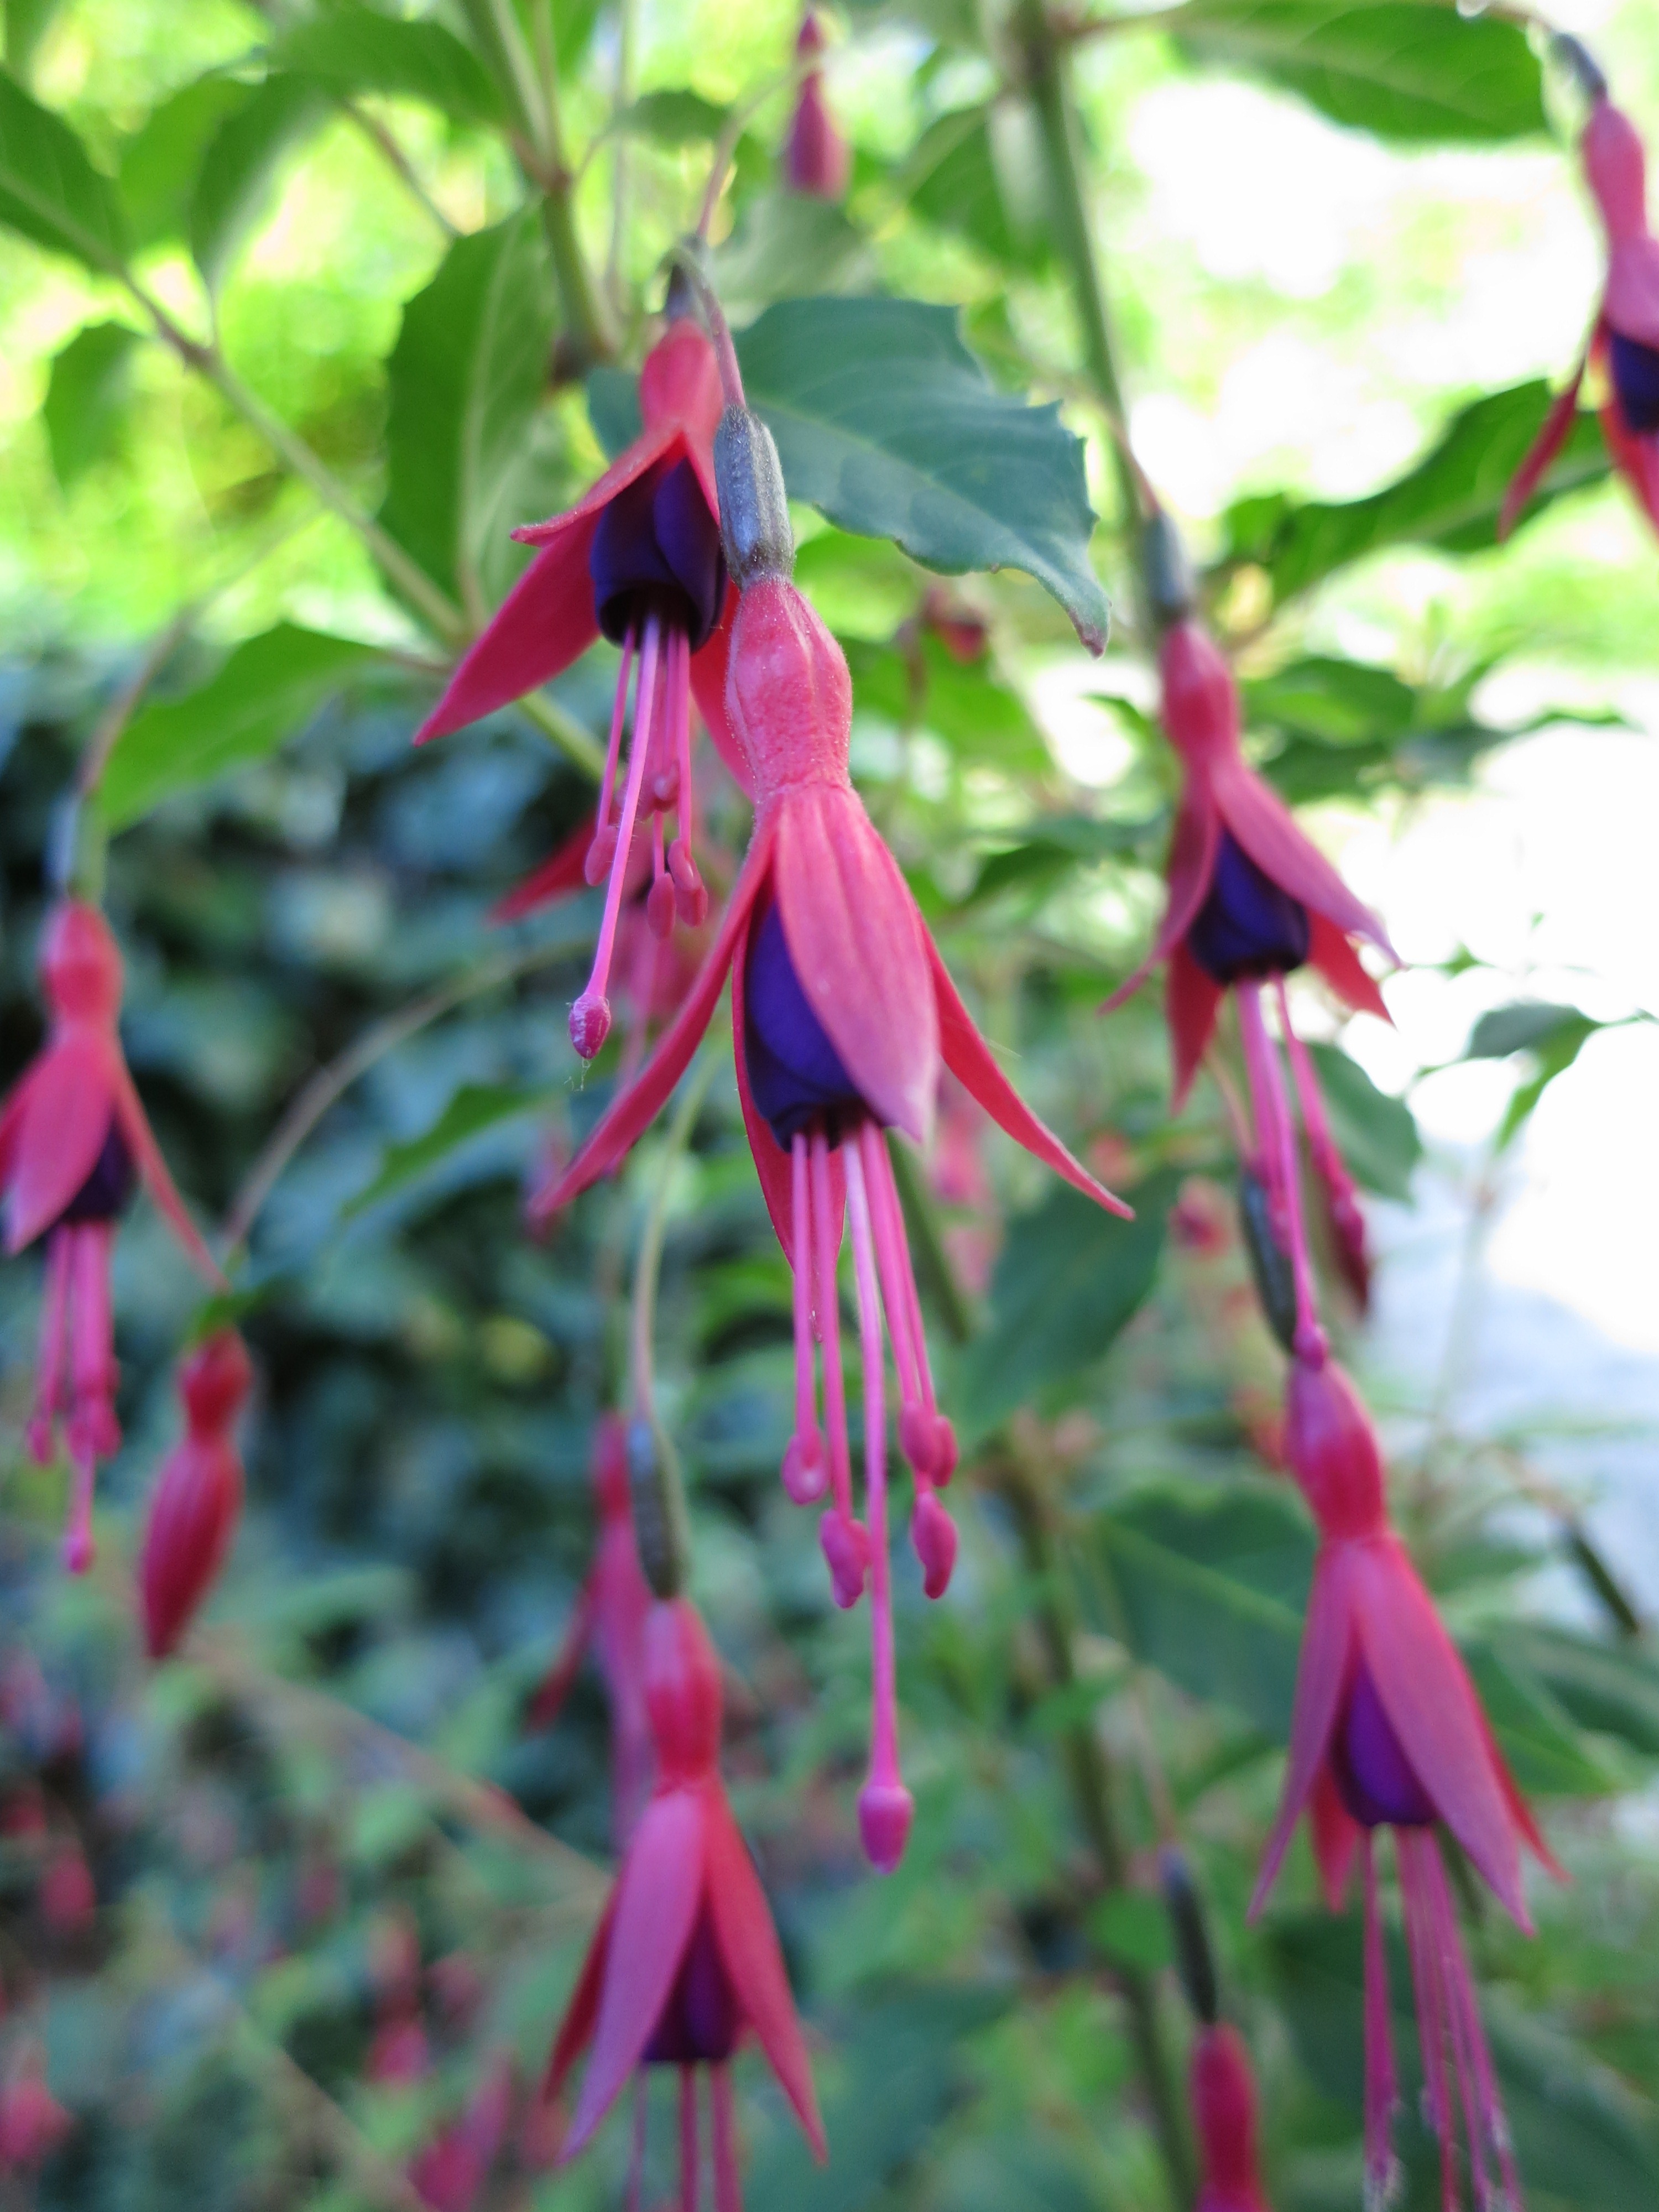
[43,321,139,487]
[1217,382,1608,604]
[272,6,506,126]
[1088,1890,1176,1973]
[585,363,640,458]
[1177,0,1546,143]
[0,65,129,271]
[1304,1042,1420,1202]
[961,1170,1174,1434]
[964,812,1154,908]
[1464,1000,1592,1061]
[4,0,63,76]
[117,76,251,248]
[1504,1626,1659,1759]
[1244,655,1417,747]
[346,1084,549,1217]
[905,100,1051,271]
[189,73,328,291]
[611,87,729,143]
[97,625,380,831]
[713,191,878,314]
[379,210,557,608]
[1463,1637,1615,1796]
[843,633,1050,771]
[734,297,1110,651]
[1093,1480,1313,1739]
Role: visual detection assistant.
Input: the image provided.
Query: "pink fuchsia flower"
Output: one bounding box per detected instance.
[408,2054,515,2212]
[418,311,747,1061]
[525,1413,655,1849]
[1252,1352,1559,2211]
[0,2041,72,2175]
[1191,2024,1272,2212]
[0,901,222,1571]
[139,1329,252,1660]
[1108,617,1392,1321]
[1503,75,1659,539]
[535,404,1128,1867]
[546,1598,825,2210]
[784,14,850,201]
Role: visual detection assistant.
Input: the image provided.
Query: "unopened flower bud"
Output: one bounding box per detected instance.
[784,14,850,200]
[714,405,794,588]
[1141,510,1196,628]
[1158,1845,1219,2025]
[857,1778,914,1873]
[139,1331,251,1660]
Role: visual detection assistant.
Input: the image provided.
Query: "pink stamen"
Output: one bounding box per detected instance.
[680,2064,699,2212]
[812,1131,867,1606]
[648,811,675,940]
[668,633,708,927]
[573,617,663,1058]
[67,1222,119,1463]
[783,1133,828,1504]
[844,1138,914,1873]
[586,628,637,886]
[1237,982,1326,1365]
[1399,1830,1459,2212]
[1280,987,1370,1295]
[1423,1837,1520,2211]
[26,1229,72,1464]
[711,2064,741,2212]
[860,1124,956,1598]
[1361,1834,1400,2212]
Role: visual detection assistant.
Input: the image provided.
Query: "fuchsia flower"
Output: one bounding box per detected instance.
[0,901,221,1570]
[1108,617,1393,1313]
[139,1329,252,1659]
[534,404,1127,1867]
[418,312,747,1062]
[1191,2023,1272,2212]
[1252,1351,1559,2211]
[784,14,850,201]
[1504,79,1659,539]
[546,1597,825,2209]
[409,2055,515,2212]
[525,1413,655,1849]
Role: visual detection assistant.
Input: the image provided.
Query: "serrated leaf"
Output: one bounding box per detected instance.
[189,72,328,291]
[1305,1042,1420,1202]
[379,210,557,613]
[117,75,251,248]
[43,321,139,487]
[97,625,380,831]
[346,1084,550,1218]
[270,6,507,128]
[1093,1481,1312,1739]
[961,1170,1174,1435]
[1177,0,1545,142]
[1217,381,1608,605]
[0,65,129,272]
[734,297,1110,651]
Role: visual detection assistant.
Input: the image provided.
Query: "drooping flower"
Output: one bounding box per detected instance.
[533,400,1128,1867]
[784,14,850,201]
[1252,1351,1557,2211]
[1503,70,1659,539]
[139,1329,252,1660]
[1107,614,1392,1320]
[0,901,222,1571]
[1191,2023,1273,2212]
[546,1598,825,2209]
[524,1412,654,1849]
[417,310,748,1061]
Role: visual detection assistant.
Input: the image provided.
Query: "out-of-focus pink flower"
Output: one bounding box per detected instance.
[525,1413,654,1849]
[784,14,850,200]
[0,902,222,1569]
[366,2014,431,2088]
[535,406,1127,1867]
[547,1600,825,2208]
[1504,81,1659,538]
[409,2055,515,2212]
[139,1329,252,1659]
[37,1846,95,1937]
[1253,1351,1559,2209]
[1191,2023,1272,2212]
[418,313,747,1063]
[0,2041,71,2173]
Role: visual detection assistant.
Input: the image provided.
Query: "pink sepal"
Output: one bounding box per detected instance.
[111,1063,223,1282]
[2,1033,116,1254]
[544,1892,617,2103]
[1167,941,1223,1113]
[1307,913,1390,1023]
[1250,1544,1354,1919]
[690,586,752,798]
[1606,236,1659,347]
[1213,760,1396,962]
[1583,97,1652,250]
[1309,1764,1361,1911]
[1100,782,1222,1018]
[929,941,1133,1219]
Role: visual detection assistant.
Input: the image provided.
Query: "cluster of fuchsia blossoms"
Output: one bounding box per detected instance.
[3,15,1657,2210]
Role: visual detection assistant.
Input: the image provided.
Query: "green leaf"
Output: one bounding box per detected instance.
[1093,1481,1312,1739]
[713,191,878,314]
[4,0,64,77]
[189,72,328,292]
[961,1170,1175,1434]
[611,87,729,143]
[117,76,251,248]
[43,321,139,487]
[905,100,1052,271]
[1503,1626,1659,1759]
[843,633,1050,773]
[346,1084,550,1217]
[734,297,1110,652]
[1177,0,1546,143]
[379,210,557,611]
[0,65,129,272]
[1088,1890,1176,1973]
[1217,381,1608,605]
[963,812,1155,909]
[270,6,507,128]
[1464,1000,1593,1061]
[1463,1637,1615,1797]
[97,624,380,831]
[1304,1042,1420,1202]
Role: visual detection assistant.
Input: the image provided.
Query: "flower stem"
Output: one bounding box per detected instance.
[1001,1443,1197,2206]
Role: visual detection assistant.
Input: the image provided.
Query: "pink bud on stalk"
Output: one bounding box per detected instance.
[784,14,851,201]
[139,1331,252,1660]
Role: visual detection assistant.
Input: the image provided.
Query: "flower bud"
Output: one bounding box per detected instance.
[857,1778,914,1873]
[40,900,122,1026]
[139,1332,251,1660]
[1141,510,1196,628]
[1190,2023,1270,2211]
[1237,1166,1296,1355]
[714,405,794,588]
[784,14,850,200]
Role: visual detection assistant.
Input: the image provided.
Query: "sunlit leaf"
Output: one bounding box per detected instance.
[1304,1042,1419,1202]
[271,5,507,127]
[43,321,139,487]
[189,72,328,291]
[117,76,250,247]
[0,65,128,272]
